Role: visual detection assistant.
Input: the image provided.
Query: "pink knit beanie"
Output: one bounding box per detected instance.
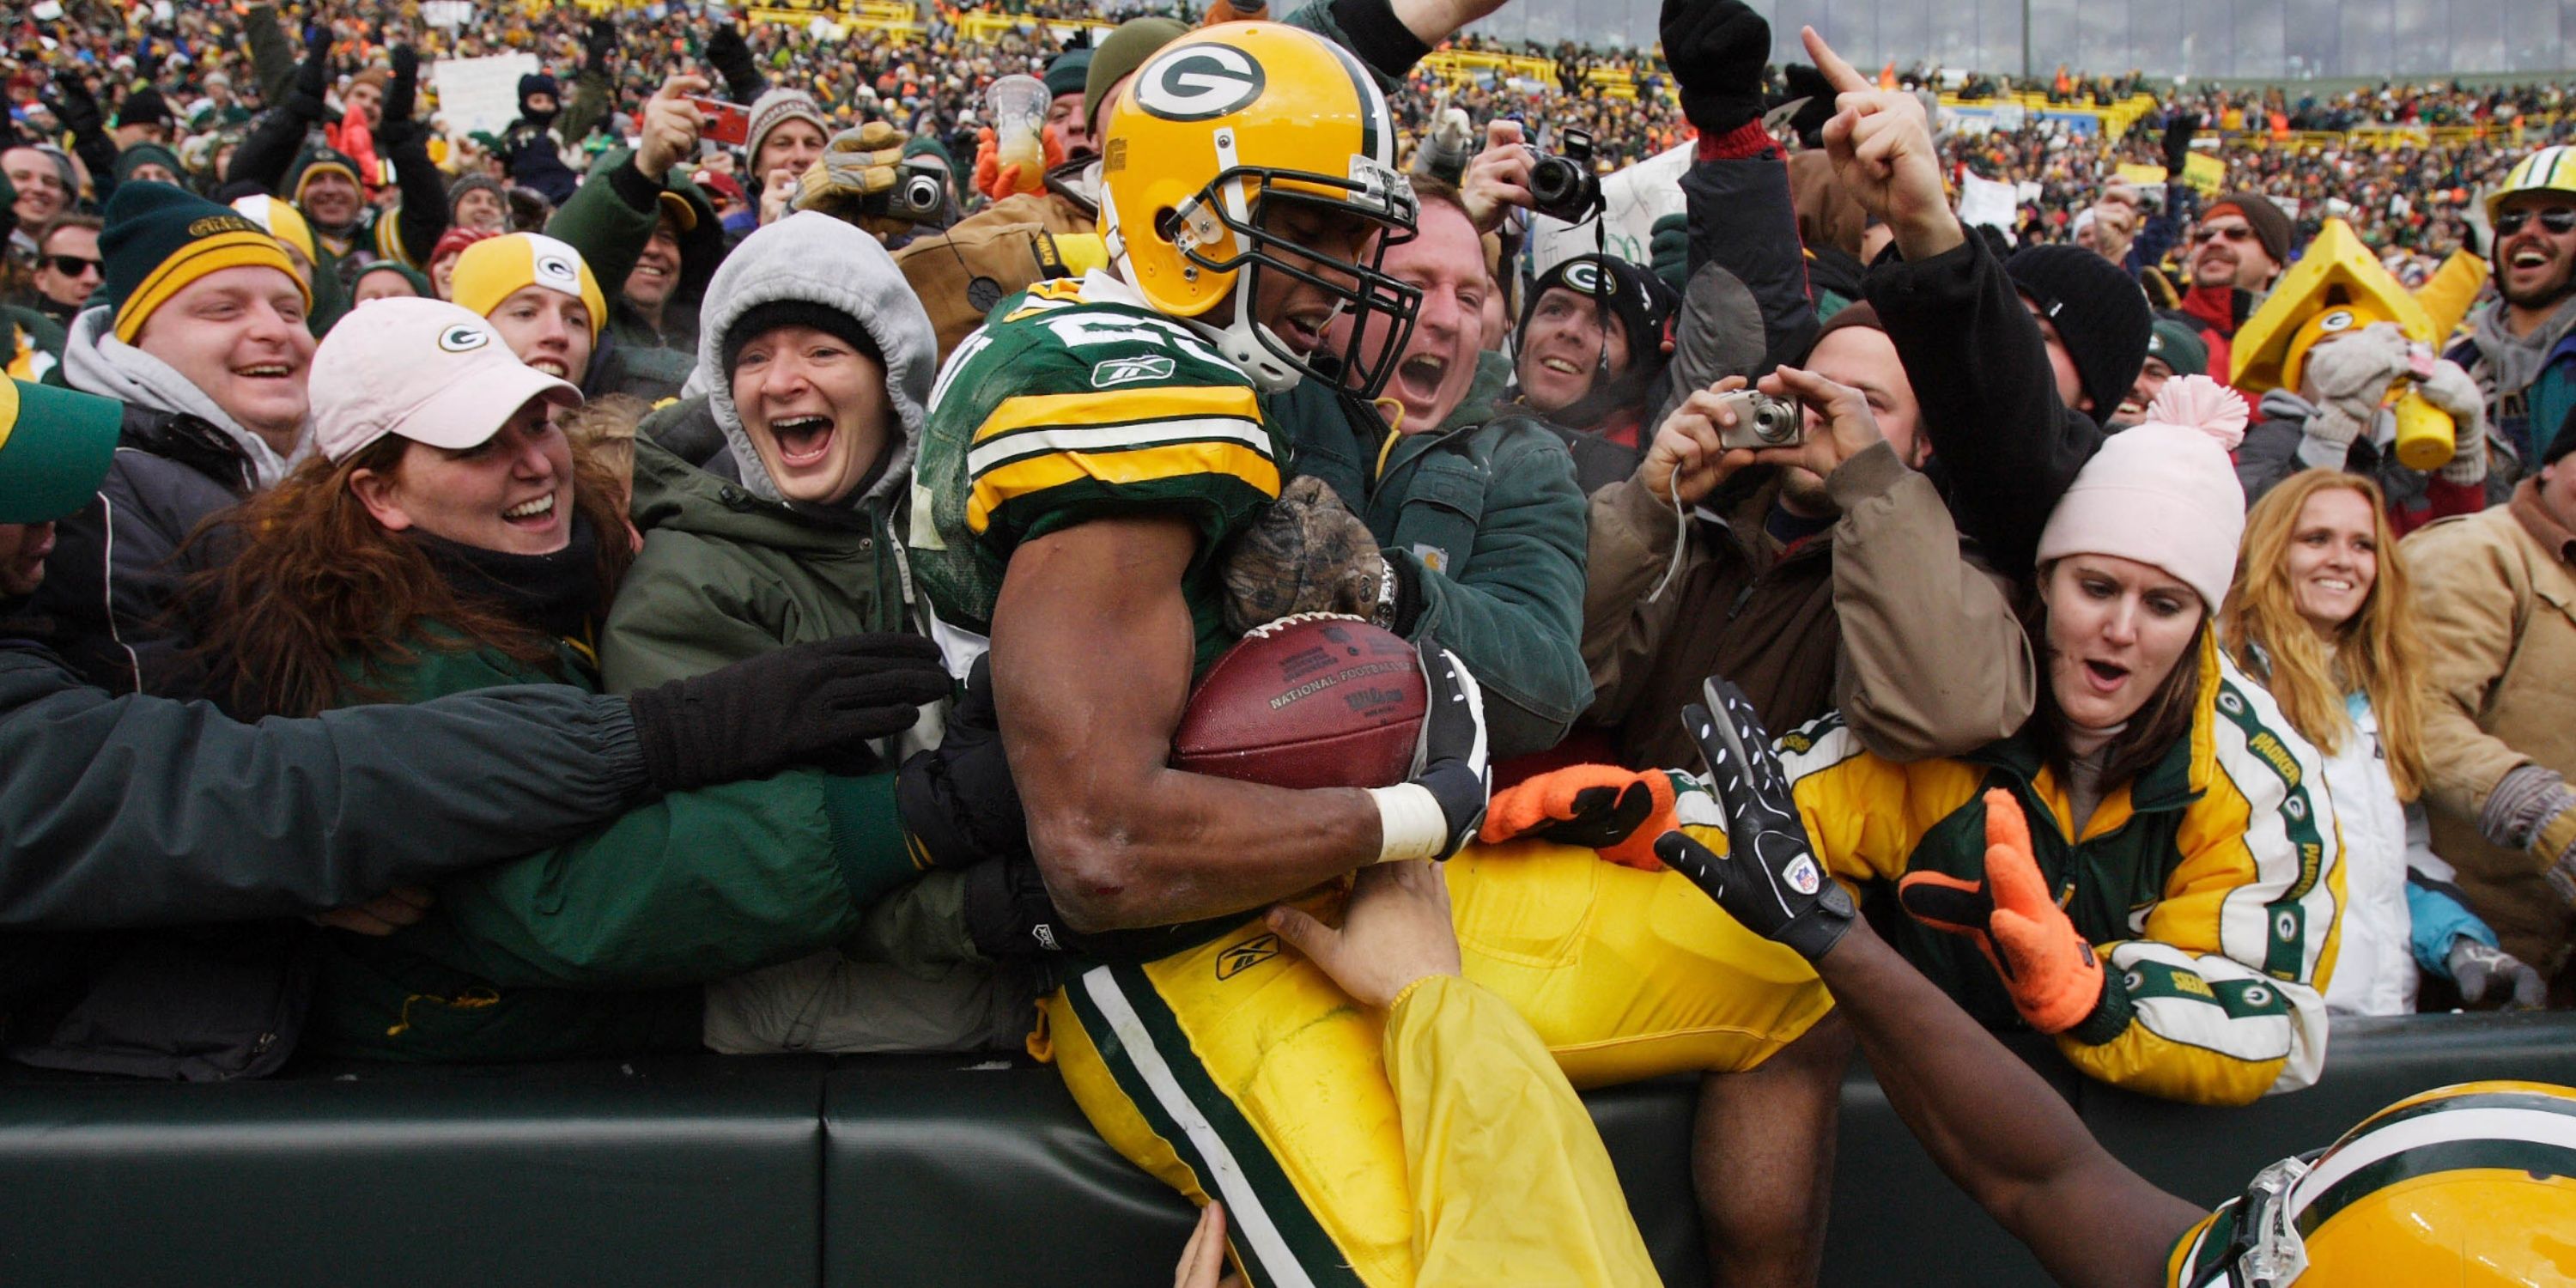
[2035,374,2248,612]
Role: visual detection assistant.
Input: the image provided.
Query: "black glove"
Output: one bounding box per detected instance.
[584,18,618,77]
[625,634,951,795]
[963,854,1078,957]
[384,45,419,130]
[1660,0,1770,136]
[705,22,764,101]
[1654,677,1855,961]
[44,70,100,139]
[294,21,334,116]
[895,653,1030,871]
[1400,647,1491,861]
[2160,111,2197,176]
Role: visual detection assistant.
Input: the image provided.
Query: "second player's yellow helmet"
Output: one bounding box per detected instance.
[2172,1080,2576,1287]
[1097,21,1420,397]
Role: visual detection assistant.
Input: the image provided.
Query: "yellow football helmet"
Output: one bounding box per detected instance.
[2488,146,2576,222]
[2172,1080,2576,1287]
[1097,21,1420,397]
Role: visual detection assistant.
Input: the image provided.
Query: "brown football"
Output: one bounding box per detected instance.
[1170,614,1425,790]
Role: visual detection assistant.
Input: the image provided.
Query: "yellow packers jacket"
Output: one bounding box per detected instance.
[1707,635,2343,1106]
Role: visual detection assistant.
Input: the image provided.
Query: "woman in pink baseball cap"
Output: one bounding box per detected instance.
[179,296,948,1064]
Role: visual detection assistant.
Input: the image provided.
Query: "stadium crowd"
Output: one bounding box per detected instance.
[4,0,2576,1281]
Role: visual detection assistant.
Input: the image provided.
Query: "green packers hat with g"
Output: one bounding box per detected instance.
[0,378,124,524]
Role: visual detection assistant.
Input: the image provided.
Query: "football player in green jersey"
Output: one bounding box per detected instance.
[903,22,1851,1288]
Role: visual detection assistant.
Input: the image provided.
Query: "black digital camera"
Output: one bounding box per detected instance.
[1528,128,1603,222]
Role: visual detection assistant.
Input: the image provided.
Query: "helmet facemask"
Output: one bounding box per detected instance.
[1162,150,1423,398]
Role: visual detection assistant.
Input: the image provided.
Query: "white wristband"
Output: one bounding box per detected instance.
[1366,783,1448,864]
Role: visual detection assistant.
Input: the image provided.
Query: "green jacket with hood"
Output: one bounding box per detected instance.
[603,210,938,693]
[546,148,725,401]
[1263,349,1592,760]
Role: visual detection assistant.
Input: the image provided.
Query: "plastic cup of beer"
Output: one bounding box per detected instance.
[986,74,1049,191]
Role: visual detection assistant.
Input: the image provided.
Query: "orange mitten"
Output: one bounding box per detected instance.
[1479,764,1677,869]
[1896,790,2105,1034]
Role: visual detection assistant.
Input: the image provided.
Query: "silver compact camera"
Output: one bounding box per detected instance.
[1712,390,1802,449]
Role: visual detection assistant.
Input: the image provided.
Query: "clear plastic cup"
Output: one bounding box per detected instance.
[986,73,1050,191]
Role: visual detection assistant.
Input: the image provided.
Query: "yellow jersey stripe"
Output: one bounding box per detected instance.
[967,440,1281,534]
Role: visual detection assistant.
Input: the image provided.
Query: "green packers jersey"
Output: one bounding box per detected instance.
[908,275,1284,669]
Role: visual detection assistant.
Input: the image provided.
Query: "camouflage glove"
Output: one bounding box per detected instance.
[793,121,908,221]
[1219,476,1397,637]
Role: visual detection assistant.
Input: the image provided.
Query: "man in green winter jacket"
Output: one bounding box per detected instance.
[1248,182,1591,762]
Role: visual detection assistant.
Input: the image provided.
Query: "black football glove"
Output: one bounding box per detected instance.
[1403,647,1490,861]
[896,653,1031,871]
[1656,677,1854,961]
[627,634,949,795]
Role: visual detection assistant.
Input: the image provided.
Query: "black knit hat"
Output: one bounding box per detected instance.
[1523,253,1679,377]
[114,85,173,130]
[2204,191,2293,268]
[723,299,883,376]
[2007,244,2152,418]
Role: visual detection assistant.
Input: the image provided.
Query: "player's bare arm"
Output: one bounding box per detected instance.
[990,513,1389,931]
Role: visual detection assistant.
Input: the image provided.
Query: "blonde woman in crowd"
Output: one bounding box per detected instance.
[2222,468,2544,1012]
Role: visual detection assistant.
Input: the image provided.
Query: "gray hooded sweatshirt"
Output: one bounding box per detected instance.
[677,210,938,509]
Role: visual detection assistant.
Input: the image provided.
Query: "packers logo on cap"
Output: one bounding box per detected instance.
[438,324,493,353]
[1134,44,1266,121]
[2312,307,2360,336]
[185,214,261,238]
[1559,259,1618,295]
[535,252,579,289]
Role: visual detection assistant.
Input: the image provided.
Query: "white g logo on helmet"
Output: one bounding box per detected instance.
[1133,45,1267,122]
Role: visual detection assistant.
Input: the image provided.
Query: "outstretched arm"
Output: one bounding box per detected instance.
[1810,923,2201,1288]
[1658,687,2199,1288]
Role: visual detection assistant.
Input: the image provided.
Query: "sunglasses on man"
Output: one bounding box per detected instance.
[42,253,98,277]
[2494,207,2576,237]
[2190,222,2257,246]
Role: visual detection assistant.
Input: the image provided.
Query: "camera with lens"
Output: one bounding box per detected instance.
[860,159,951,226]
[1712,390,1803,450]
[1528,128,1603,223]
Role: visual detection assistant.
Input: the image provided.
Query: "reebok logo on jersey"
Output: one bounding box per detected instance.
[1215,933,1280,980]
[1091,355,1177,388]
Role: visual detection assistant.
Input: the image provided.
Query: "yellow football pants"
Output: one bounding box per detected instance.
[1038,839,1833,1288]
